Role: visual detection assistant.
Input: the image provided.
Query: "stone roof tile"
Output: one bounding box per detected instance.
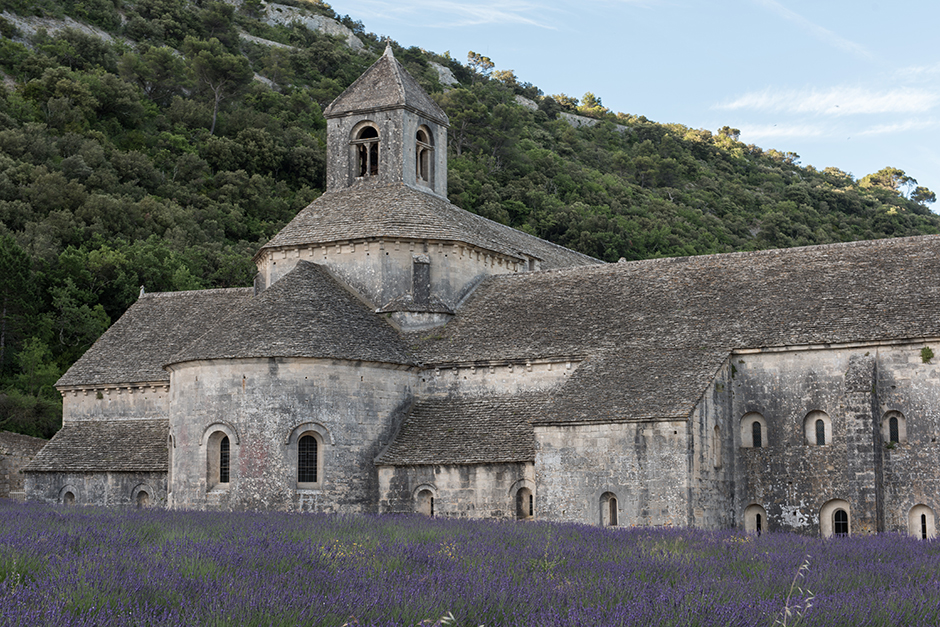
[323,46,448,126]
[376,394,542,465]
[260,183,600,270]
[167,261,416,366]
[0,430,47,456]
[24,420,168,472]
[407,235,940,425]
[57,288,253,388]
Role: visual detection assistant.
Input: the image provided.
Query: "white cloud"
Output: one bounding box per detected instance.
[856,119,940,137]
[355,0,556,29]
[716,87,940,116]
[738,123,829,141]
[752,0,874,61]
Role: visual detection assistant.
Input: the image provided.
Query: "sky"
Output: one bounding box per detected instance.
[333,0,940,203]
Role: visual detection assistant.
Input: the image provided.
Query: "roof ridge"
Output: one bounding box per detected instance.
[478,234,940,284]
[141,287,253,299]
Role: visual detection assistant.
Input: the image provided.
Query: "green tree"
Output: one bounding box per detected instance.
[860,167,915,194]
[911,186,936,206]
[119,46,191,107]
[467,51,493,81]
[0,235,34,377]
[183,37,253,135]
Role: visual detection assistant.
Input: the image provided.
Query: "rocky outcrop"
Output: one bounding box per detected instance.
[261,3,364,51]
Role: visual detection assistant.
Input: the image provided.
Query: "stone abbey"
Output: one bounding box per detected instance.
[24,47,940,538]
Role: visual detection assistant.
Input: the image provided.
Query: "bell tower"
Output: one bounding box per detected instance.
[323,45,449,198]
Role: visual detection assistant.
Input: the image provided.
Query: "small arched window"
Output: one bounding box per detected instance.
[353,126,379,177]
[600,492,618,527]
[416,488,434,516]
[63,491,75,505]
[206,430,233,490]
[298,435,318,483]
[805,411,831,446]
[908,504,936,539]
[136,491,150,508]
[744,504,767,535]
[882,411,907,445]
[833,509,849,536]
[740,412,767,448]
[415,127,433,185]
[516,487,533,520]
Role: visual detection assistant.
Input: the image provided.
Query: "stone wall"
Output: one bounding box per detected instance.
[689,364,735,529]
[533,420,691,527]
[25,471,166,507]
[325,110,447,198]
[377,462,533,519]
[0,432,47,499]
[59,384,169,422]
[259,239,526,317]
[731,343,940,536]
[421,359,578,396]
[166,357,417,512]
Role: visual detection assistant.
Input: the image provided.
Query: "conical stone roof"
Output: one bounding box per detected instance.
[166,261,417,367]
[323,45,448,126]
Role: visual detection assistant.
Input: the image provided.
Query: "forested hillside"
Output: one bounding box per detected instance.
[0,0,937,437]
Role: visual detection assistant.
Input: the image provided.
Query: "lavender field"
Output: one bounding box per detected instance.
[0,501,937,626]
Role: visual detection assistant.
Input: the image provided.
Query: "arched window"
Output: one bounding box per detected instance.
[804,410,831,446]
[882,411,907,445]
[353,126,379,177]
[744,504,768,535]
[740,412,767,448]
[298,435,318,483]
[63,491,75,505]
[600,492,618,527]
[137,491,150,508]
[205,430,234,490]
[416,488,434,516]
[415,127,433,185]
[288,424,327,489]
[908,504,936,539]
[516,487,534,520]
[820,499,850,538]
[833,509,849,536]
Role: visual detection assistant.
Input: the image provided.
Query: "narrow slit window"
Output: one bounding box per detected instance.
[752,421,762,448]
[889,416,900,444]
[755,513,762,536]
[815,419,826,446]
[922,514,929,540]
[609,497,618,527]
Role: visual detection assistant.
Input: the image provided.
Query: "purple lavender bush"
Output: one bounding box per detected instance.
[0,501,937,626]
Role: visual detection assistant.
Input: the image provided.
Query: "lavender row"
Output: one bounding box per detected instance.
[0,501,937,626]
